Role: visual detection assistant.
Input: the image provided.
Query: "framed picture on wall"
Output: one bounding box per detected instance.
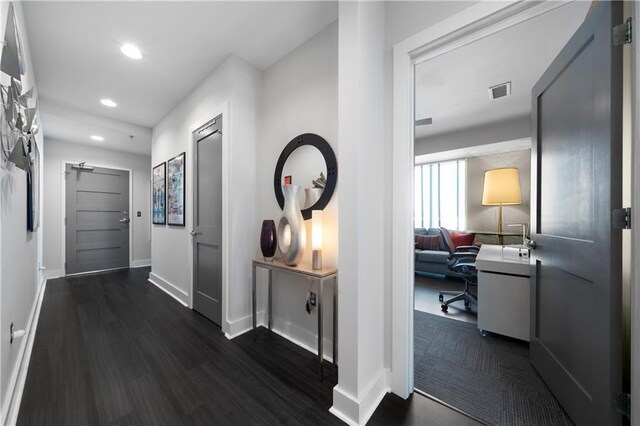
[167,152,186,226]
[152,162,166,225]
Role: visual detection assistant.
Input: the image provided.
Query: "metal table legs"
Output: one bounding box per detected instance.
[251,264,337,379]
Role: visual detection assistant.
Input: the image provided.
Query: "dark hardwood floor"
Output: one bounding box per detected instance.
[18,267,476,425]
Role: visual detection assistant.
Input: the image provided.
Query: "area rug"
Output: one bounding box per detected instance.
[414,310,573,425]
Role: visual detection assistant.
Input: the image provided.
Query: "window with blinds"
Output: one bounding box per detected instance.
[414,159,466,231]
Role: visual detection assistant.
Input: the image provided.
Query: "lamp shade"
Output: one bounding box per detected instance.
[482,168,522,206]
[312,210,323,250]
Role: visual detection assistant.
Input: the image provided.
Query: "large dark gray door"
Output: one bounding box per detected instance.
[530,2,623,425]
[192,116,223,326]
[65,164,130,275]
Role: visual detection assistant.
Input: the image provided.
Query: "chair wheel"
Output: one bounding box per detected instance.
[441,304,448,312]
[438,294,444,302]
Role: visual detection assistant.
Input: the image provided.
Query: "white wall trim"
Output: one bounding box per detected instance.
[148,272,189,307]
[330,369,390,426]
[60,160,134,275]
[223,313,253,339]
[391,0,572,398]
[225,311,335,362]
[270,324,334,363]
[131,259,151,268]
[187,102,230,327]
[43,269,64,280]
[2,278,47,426]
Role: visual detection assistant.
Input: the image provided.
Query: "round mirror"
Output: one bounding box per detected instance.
[281,145,326,209]
[274,133,337,220]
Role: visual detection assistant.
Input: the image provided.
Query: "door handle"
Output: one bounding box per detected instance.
[526,239,537,249]
[119,218,131,224]
[190,230,201,236]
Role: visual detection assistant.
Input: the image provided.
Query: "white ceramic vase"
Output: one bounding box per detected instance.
[278,185,306,266]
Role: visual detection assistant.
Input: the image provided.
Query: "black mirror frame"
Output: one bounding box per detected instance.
[273,133,337,221]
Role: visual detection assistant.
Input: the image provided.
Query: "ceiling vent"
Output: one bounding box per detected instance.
[489,82,511,100]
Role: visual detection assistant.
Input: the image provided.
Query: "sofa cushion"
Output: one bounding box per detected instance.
[451,231,476,248]
[415,234,440,250]
[416,250,450,263]
[414,227,429,235]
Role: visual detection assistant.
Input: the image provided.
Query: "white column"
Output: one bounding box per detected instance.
[331,2,389,425]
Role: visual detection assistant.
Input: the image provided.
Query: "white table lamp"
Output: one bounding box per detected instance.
[312,210,323,270]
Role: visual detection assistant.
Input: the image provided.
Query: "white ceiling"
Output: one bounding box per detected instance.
[23,1,338,153]
[414,1,590,140]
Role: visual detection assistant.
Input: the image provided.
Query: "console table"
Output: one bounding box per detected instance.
[476,245,531,341]
[251,259,338,378]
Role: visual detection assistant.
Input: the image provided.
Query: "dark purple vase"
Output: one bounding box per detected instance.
[260,220,277,261]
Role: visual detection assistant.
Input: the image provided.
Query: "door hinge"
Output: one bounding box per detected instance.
[614,392,630,419]
[613,17,632,46]
[613,207,631,229]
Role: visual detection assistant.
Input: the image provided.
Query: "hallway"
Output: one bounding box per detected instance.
[18,268,340,425]
[17,268,476,425]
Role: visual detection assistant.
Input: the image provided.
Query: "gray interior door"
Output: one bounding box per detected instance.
[65,164,130,275]
[192,115,223,326]
[530,2,623,425]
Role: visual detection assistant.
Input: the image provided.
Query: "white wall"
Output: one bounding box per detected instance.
[42,139,152,278]
[257,23,338,354]
[0,1,44,423]
[466,149,531,233]
[151,55,261,335]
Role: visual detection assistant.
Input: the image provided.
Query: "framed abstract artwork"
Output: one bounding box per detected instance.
[167,152,185,226]
[152,162,166,225]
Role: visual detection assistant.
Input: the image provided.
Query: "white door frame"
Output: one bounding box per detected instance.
[187,101,230,335]
[61,160,134,276]
[391,2,638,416]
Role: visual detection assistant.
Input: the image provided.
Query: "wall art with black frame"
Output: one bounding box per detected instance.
[152,162,166,225]
[167,152,186,226]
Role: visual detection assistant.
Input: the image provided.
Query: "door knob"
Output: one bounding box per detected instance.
[190,230,201,236]
[119,217,130,224]
[526,239,537,249]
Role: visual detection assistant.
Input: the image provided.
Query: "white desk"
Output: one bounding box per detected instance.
[476,245,531,341]
[251,259,338,379]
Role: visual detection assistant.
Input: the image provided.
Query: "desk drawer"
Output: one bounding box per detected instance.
[478,271,530,341]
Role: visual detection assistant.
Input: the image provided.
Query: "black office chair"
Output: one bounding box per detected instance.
[438,227,479,313]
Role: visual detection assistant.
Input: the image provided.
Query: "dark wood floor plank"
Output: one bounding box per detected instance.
[18,267,476,426]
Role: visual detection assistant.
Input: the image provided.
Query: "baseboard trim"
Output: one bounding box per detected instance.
[2,278,47,426]
[224,313,256,339]
[148,272,189,307]
[270,326,334,363]
[330,368,390,425]
[224,313,334,362]
[44,269,63,280]
[131,259,152,268]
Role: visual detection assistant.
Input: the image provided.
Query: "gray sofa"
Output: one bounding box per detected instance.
[415,227,453,277]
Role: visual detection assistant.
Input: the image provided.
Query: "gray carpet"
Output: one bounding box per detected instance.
[414,310,574,425]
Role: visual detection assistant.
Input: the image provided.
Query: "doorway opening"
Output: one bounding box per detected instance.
[63,162,132,276]
[406,1,630,425]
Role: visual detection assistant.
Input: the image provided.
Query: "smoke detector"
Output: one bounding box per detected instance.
[488,82,511,100]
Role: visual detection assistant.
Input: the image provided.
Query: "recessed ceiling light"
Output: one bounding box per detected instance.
[120,43,142,60]
[100,98,117,107]
[91,135,104,141]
